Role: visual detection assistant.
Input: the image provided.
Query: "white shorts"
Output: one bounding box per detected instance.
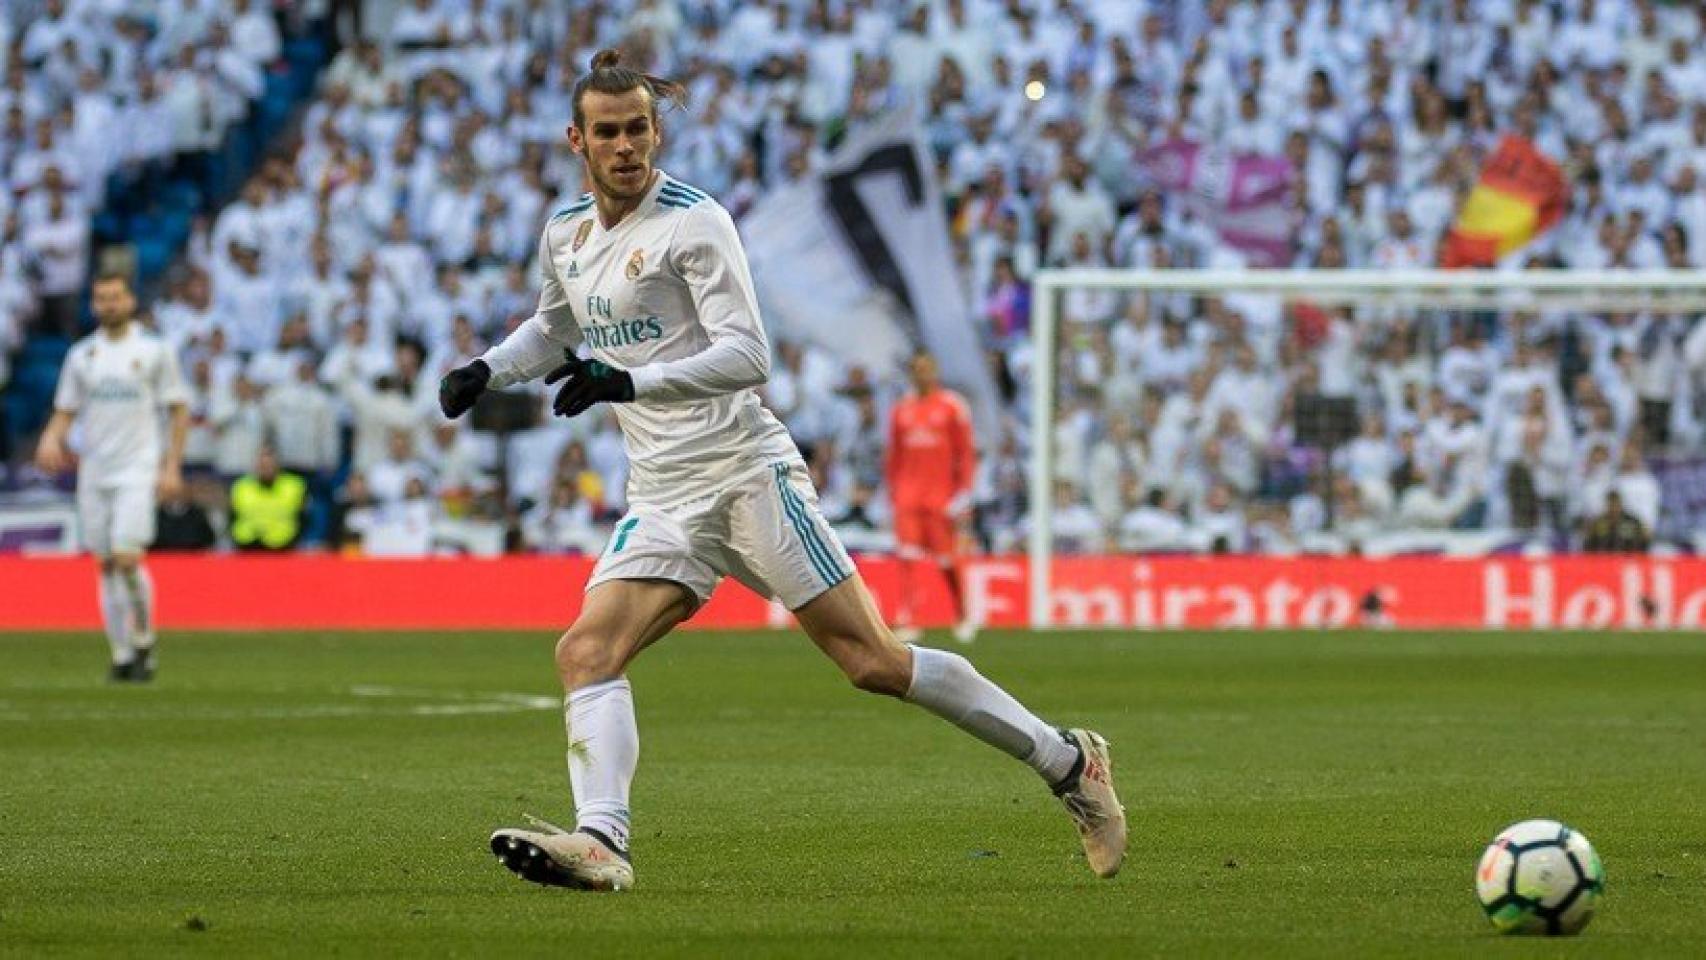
[77,481,157,557]
[588,461,854,611]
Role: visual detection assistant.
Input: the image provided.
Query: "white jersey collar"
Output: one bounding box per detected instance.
[595,169,668,234]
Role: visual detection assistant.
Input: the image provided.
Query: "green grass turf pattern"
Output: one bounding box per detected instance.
[1,630,1703,957]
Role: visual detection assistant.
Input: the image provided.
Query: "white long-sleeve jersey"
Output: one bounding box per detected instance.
[480,171,800,506]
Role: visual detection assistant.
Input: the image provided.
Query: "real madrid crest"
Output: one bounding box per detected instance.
[625,249,644,280]
[572,220,592,252]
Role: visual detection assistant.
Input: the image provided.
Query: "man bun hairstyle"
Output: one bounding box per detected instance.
[572,48,689,129]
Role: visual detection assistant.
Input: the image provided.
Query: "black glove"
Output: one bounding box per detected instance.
[545,350,635,418]
[438,359,491,419]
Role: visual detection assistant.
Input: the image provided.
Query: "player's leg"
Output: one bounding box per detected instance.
[892,509,924,643]
[108,553,154,680]
[927,512,977,644]
[793,576,1073,776]
[804,578,1127,879]
[492,578,693,891]
[742,464,1125,877]
[79,484,133,679]
[95,557,134,680]
[554,577,694,845]
[493,505,715,891]
[941,556,976,642]
[743,465,1066,765]
[793,576,1125,876]
[108,484,161,680]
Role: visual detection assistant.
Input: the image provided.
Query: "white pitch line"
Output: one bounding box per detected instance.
[349,685,560,710]
[3,687,560,723]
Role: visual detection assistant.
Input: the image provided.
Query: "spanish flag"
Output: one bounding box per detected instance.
[1438,136,1569,268]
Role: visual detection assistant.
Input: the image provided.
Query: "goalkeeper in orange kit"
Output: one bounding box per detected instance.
[886,352,979,643]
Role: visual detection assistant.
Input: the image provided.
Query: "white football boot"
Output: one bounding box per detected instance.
[1055,729,1126,878]
[489,815,634,891]
[951,618,979,644]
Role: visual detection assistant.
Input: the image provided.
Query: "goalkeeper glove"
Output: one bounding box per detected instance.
[546,350,636,418]
[438,359,491,419]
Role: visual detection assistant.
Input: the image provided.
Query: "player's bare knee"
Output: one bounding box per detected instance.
[554,628,621,689]
[843,645,910,698]
[111,554,139,573]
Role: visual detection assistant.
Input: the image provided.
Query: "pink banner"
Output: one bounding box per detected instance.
[1139,139,1295,267]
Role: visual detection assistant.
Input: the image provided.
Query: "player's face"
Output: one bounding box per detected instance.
[91,279,135,328]
[570,89,660,201]
[910,355,939,392]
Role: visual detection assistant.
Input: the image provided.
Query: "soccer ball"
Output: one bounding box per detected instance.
[1475,819,1604,935]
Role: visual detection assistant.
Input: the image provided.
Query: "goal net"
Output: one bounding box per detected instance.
[1023,269,1706,629]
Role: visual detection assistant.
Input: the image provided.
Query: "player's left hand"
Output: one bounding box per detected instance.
[545,350,635,418]
[157,464,184,501]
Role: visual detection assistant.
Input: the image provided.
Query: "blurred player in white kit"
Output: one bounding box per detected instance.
[36,272,188,682]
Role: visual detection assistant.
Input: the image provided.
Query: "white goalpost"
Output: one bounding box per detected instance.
[1026,269,1706,629]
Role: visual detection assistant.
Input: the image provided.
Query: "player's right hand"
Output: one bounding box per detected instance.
[33,438,70,474]
[157,463,185,502]
[438,359,491,419]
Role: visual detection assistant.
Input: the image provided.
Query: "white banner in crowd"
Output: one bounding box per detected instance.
[742,111,1000,441]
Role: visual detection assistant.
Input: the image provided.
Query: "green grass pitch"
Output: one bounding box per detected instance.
[2,629,1704,957]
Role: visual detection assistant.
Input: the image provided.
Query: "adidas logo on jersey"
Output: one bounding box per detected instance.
[566,262,580,279]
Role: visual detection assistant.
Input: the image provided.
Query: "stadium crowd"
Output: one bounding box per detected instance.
[0,0,299,328]
[7,0,1706,556]
[0,0,315,459]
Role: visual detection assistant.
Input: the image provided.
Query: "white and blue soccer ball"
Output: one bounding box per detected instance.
[1475,819,1604,935]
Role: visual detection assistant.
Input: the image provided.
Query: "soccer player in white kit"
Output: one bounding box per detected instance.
[439,50,1125,890]
[35,272,188,682]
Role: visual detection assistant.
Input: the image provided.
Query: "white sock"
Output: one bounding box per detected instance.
[905,645,1079,788]
[98,570,133,665]
[120,565,155,651]
[565,677,638,851]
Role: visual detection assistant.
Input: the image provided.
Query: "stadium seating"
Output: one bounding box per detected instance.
[3,0,1705,557]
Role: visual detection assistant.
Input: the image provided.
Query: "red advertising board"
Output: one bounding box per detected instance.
[1,555,1702,630]
[1026,556,1706,629]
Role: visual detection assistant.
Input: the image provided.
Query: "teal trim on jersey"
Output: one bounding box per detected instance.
[550,195,595,222]
[658,185,706,206]
[773,465,845,586]
[661,181,708,201]
[610,517,639,554]
[656,197,695,209]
